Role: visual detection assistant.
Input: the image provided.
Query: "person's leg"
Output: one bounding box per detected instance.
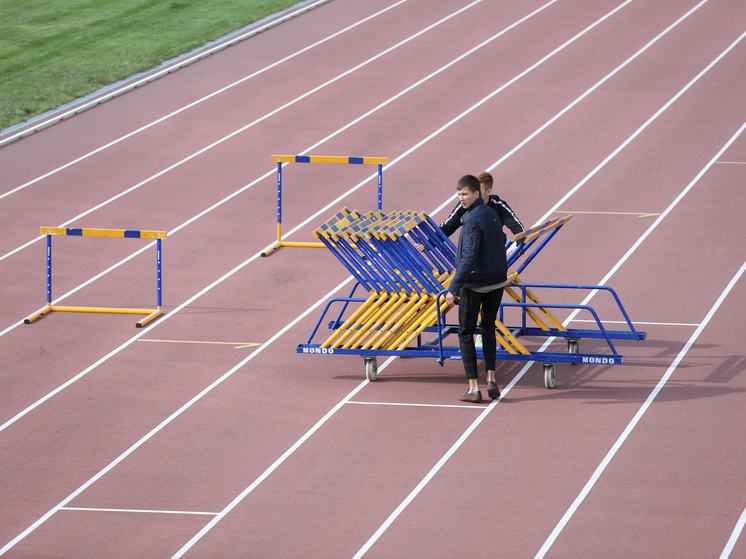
[479,287,504,398]
[458,288,482,399]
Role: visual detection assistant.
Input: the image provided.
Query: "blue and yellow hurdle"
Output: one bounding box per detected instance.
[25,227,166,328]
[261,154,388,256]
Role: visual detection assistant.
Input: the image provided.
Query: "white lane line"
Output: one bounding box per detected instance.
[60,507,219,516]
[169,354,396,559]
[720,504,746,559]
[0,0,400,158]
[0,0,469,264]
[347,401,482,409]
[353,45,746,559]
[570,319,700,327]
[429,0,715,221]
[0,3,731,554]
[536,256,746,558]
[0,0,561,341]
[0,0,716,430]
[534,119,746,557]
[0,275,362,556]
[0,0,562,439]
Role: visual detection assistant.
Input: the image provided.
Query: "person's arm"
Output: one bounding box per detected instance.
[439,202,465,238]
[491,196,524,236]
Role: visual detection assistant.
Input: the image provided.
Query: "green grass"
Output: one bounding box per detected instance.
[0,0,301,131]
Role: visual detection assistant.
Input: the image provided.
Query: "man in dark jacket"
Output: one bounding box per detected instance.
[445,175,508,403]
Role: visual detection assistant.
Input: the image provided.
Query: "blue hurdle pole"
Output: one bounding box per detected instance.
[156,238,163,308]
[46,233,52,305]
[377,163,383,211]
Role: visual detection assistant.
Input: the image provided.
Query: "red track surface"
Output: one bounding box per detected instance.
[2,0,746,557]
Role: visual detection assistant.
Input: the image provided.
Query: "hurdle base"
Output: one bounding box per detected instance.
[24,305,53,324]
[261,240,326,257]
[24,305,164,328]
[136,308,163,328]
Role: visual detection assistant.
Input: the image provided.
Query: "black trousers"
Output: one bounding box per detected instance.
[457,286,504,380]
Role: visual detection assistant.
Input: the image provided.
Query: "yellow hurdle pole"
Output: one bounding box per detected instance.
[362,294,422,350]
[495,319,532,355]
[339,295,394,349]
[377,295,429,350]
[523,286,568,332]
[328,292,388,349]
[505,286,551,330]
[340,292,402,349]
[390,297,447,350]
[321,291,380,348]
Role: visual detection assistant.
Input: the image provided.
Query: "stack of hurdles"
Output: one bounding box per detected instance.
[313,208,456,352]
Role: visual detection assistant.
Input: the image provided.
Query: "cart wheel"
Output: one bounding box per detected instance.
[364,357,378,382]
[567,338,579,366]
[543,363,555,389]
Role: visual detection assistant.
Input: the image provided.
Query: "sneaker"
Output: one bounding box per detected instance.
[487,381,500,400]
[458,390,482,403]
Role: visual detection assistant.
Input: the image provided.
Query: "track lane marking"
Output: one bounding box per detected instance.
[0,0,563,430]
[137,339,262,349]
[0,0,406,190]
[355,30,746,559]
[537,256,746,558]
[60,507,219,516]
[0,274,361,556]
[346,401,482,409]
[555,210,660,217]
[721,505,746,559]
[0,0,733,552]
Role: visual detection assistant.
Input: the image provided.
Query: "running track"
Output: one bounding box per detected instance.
[1,0,746,556]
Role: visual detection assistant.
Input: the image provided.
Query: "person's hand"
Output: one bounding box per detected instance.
[445,292,456,307]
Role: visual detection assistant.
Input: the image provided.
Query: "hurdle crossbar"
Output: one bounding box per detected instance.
[261,154,388,256]
[25,227,167,328]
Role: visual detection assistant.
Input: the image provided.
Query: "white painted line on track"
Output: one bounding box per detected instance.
[0,0,566,439]
[720,504,746,559]
[537,256,746,558]
[60,507,219,516]
[570,319,700,327]
[0,275,363,555]
[0,0,406,196]
[168,354,393,559]
[0,0,470,264]
[534,118,746,558]
[0,2,739,556]
[353,57,746,559]
[347,401,483,409]
[429,0,714,221]
[0,0,718,442]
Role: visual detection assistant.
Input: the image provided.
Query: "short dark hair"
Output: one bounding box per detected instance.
[456,174,480,193]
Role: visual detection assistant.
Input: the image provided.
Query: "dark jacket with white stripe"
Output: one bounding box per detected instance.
[440,194,524,239]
